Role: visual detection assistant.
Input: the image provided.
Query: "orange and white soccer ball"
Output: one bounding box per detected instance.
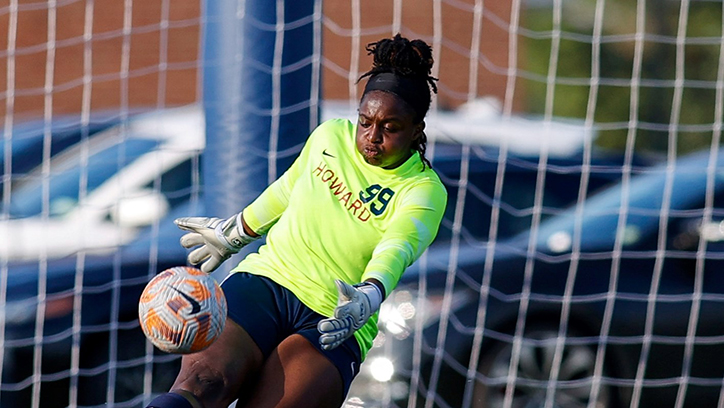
[138,266,227,354]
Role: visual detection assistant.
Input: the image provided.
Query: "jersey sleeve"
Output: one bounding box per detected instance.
[361,179,447,296]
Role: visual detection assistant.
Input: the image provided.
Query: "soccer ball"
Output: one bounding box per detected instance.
[138,266,227,354]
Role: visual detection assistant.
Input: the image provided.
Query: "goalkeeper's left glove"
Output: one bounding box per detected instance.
[317,279,383,351]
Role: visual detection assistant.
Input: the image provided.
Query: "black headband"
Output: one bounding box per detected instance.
[362,72,430,121]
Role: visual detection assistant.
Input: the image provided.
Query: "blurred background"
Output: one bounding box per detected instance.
[1,0,724,407]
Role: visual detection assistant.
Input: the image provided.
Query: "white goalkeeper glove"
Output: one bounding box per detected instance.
[174,213,259,273]
[318,279,383,351]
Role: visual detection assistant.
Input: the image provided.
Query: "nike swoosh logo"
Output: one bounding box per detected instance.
[323,149,336,158]
[171,286,201,314]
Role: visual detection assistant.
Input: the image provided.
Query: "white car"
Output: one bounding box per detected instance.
[0,105,204,261]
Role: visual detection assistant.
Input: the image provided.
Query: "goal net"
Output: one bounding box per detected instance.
[0,1,203,407]
[1,0,724,407]
[327,1,724,408]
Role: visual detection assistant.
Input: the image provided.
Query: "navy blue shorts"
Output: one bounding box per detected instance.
[220,272,362,397]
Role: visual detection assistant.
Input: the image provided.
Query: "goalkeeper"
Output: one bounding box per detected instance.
[147,33,447,408]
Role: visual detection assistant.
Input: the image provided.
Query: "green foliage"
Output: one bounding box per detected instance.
[521,0,723,155]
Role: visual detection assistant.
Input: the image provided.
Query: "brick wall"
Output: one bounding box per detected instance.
[322,0,514,110]
[0,0,200,121]
[0,0,515,121]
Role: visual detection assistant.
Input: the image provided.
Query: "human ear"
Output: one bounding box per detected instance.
[414,121,426,140]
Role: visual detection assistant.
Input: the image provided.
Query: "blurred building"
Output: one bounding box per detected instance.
[322,0,514,110]
[0,0,515,120]
[0,0,201,120]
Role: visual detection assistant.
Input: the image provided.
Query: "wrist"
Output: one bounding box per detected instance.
[355,282,383,314]
[217,212,259,250]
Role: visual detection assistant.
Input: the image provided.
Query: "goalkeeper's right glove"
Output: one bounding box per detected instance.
[174,213,259,273]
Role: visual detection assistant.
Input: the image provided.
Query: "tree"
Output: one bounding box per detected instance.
[522,0,723,154]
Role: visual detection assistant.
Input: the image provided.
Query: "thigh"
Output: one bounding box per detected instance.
[172,317,264,408]
[239,334,344,408]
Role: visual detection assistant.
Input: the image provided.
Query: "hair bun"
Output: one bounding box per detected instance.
[366,34,435,82]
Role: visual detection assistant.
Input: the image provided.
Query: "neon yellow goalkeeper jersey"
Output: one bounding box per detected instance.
[232,118,447,359]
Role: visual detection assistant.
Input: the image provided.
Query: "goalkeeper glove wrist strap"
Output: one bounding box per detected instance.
[216,212,259,251]
[354,282,383,314]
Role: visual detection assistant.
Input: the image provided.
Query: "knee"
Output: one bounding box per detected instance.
[176,354,226,393]
[146,391,202,408]
[173,369,231,407]
[181,371,227,398]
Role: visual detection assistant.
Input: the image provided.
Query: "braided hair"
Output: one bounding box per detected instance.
[358,34,438,170]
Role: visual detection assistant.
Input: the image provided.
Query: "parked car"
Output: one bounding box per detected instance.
[428,142,653,244]
[0,106,205,406]
[0,199,202,407]
[353,148,724,408]
[0,105,204,261]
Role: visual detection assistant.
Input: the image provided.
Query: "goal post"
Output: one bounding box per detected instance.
[201,0,320,225]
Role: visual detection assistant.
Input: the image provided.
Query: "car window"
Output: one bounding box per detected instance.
[6,138,159,218]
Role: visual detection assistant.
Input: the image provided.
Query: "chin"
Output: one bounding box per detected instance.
[362,154,382,166]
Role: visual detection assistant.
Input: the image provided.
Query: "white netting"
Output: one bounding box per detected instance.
[2,0,724,407]
[0,1,202,407]
[328,1,724,408]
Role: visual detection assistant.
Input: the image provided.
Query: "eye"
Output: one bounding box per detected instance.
[383,123,400,133]
[359,119,371,128]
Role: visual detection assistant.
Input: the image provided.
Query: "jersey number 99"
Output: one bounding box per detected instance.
[359,184,395,216]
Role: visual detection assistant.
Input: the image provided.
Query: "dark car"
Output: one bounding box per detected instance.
[424,143,653,244]
[361,148,724,408]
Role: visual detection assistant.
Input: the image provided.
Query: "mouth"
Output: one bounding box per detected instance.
[363,146,381,158]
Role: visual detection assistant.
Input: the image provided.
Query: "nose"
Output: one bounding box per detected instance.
[366,125,383,144]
